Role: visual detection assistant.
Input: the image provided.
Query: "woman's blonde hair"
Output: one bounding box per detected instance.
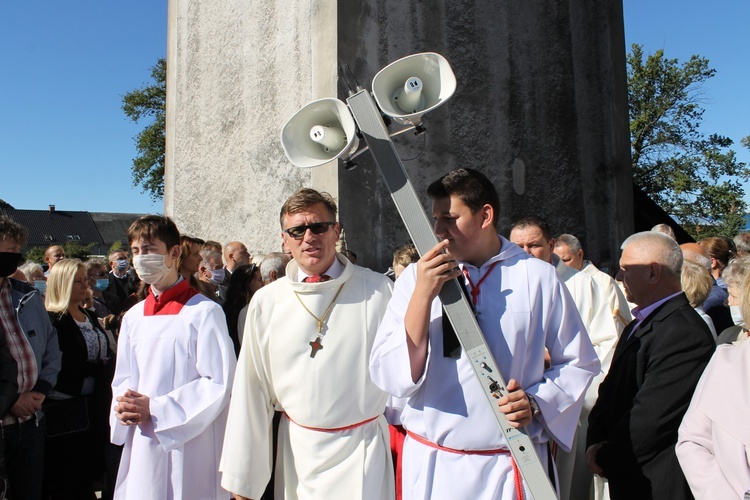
[45,259,84,314]
[680,260,713,308]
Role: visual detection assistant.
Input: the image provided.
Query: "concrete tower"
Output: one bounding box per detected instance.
[165,0,632,270]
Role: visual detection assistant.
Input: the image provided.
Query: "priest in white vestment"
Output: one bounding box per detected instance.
[511,223,620,500]
[552,234,632,500]
[111,215,236,500]
[221,189,394,500]
[370,169,599,499]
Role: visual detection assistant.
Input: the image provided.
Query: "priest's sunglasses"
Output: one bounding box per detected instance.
[283,222,337,239]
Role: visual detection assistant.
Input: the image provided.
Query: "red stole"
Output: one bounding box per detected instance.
[143,279,199,316]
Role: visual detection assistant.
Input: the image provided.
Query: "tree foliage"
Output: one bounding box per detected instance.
[628,44,750,239]
[123,58,166,201]
[24,247,45,264]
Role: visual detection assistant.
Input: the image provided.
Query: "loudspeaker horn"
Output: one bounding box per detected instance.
[371,52,457,126]
[280,98,359,168]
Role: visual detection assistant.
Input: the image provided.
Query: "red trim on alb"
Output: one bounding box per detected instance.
[405,430,525,500]
[144,279,199,316]
[283,413,379,433]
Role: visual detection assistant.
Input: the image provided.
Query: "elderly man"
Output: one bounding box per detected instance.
[555,234,632,335]
[553,233,632,500]
[0,217,61,499]
[197,250,226,303]
[258,252,290,284]
[509,219,619,500]
[108,249,141,304]
[371,169,598,499]
[586,232,715,499]
[221,188,394,500]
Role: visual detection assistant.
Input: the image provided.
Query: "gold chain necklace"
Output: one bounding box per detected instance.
[294,282,346,358]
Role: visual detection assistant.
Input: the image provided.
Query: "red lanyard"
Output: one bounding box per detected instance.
[462,261,499,306]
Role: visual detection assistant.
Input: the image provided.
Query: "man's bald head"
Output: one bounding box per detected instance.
[223,241,250,272]
[679,242,711,271]
[44,245,66,269]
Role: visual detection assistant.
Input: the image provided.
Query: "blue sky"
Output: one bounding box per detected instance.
[1,1,747,214]
[0,2,167,214]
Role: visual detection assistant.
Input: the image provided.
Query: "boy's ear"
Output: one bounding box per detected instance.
[480,204,494,230]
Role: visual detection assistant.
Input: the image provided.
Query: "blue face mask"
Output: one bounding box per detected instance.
[116,258,129,271]
[95,279,110,292]
[33,280,47,294]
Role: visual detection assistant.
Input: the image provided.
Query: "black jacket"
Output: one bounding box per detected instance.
[587,293,715,500]
[47,308,114,398]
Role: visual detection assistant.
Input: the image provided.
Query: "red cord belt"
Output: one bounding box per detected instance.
[283,412,379,432]
[405,430,525,500]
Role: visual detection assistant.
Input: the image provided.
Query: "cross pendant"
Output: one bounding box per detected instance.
[309,337,324,358]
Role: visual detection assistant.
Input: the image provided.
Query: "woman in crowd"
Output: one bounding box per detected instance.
[677,273,750,499]
[18,261,46,294]
[44,259,115,499]
[717,256,750,344]
[699,236,736,290]
[681,260,717,339]
[221,263,263,356]
[178,235,204,290]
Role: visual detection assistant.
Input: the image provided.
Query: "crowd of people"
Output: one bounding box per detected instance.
[0,167,749,499]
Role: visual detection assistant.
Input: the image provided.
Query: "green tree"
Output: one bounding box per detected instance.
[62,242,95,261]
[25,247,45,264]
[108,240,124,256]
[628,44,750,239]
[123,58,166,201]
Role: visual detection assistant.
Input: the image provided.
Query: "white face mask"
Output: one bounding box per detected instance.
[209,268,225,285]
[730,305,745,327]
[133,253,172,285]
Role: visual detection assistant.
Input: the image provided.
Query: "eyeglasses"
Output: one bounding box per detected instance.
[283,222,336,240]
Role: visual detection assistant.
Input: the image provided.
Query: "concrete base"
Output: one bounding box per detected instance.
[165,0,632,270]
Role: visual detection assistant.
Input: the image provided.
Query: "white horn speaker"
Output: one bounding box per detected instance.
[280,98,359,168]
[371,52,457,126]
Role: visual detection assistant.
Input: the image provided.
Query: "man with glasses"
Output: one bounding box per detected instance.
[221,188,395,500]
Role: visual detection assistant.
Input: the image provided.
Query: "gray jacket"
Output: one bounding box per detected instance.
[8,278,61,396]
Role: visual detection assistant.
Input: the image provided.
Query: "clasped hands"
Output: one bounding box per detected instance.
[10,391,45,419]
[114,389,151,426]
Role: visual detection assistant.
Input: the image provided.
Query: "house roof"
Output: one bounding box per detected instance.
[89,212,144,246]
[1,208,145,248]
[2,208,103,247]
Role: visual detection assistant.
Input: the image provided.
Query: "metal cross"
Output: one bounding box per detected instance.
[309,337,324,358]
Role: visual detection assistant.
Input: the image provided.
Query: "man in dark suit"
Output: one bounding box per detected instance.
[586,231,715,500]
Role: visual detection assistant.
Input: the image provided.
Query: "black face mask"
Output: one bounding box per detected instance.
[0,252,24,278]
